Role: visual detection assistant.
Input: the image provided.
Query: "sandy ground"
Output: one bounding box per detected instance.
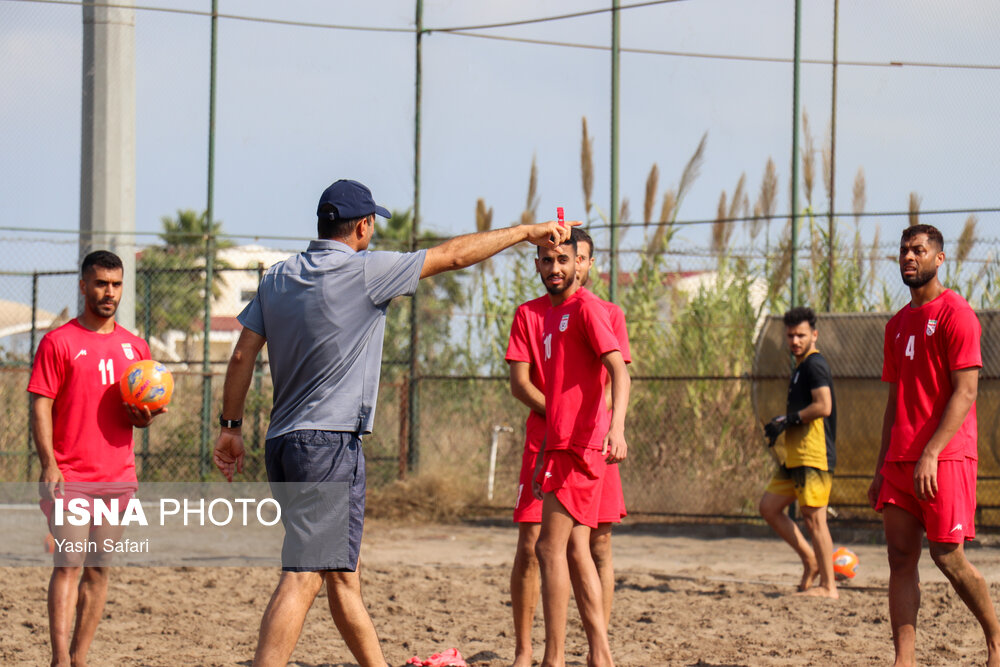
[4,519,1000,666]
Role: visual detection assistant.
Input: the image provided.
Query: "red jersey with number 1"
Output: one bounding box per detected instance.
[882,289,980,462]
[542,289,621,451]
[505,295,550,453]
[506,292,631,453]
[27,319,151,483]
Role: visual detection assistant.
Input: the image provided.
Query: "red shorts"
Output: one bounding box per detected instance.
[597,463,627,524]
[877,459,977,543]
[39,484,136,527]
[513,446,543,523]
[537,445,608,529]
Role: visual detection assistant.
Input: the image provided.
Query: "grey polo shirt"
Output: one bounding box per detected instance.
[238,239,426,438]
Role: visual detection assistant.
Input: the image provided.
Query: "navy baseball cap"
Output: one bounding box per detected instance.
[316,179,391,220]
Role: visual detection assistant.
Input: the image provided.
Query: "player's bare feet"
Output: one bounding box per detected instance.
[794,585,839,600]
[511,652,534,667]
[797,561,820,591]
[987,640,1000,667]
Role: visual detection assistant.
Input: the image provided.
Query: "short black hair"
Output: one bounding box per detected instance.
[783,306,817,330]
[81,250,123,277]
[901,224,944,251]
[571,227,594,256]
[537,234,577,257]
[318,206,368,240]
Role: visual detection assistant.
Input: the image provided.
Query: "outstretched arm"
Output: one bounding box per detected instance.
[213,327,266,481]
[420,220,578,279]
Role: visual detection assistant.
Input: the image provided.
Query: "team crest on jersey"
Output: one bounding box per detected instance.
[926,319,937,336]
[121,343,135,360]
[559,314,570,332]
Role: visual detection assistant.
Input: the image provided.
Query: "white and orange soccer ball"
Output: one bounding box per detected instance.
[832,546,860,581]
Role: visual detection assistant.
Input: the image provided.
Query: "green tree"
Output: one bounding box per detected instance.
[373,209,466,377]
[136,209,232,336]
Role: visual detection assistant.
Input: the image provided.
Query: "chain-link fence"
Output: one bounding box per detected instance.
[2,228,998,526]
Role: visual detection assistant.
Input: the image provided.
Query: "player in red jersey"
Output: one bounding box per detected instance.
[868,225,1000,667]
[531,235,629,667]
[573,228,630,626]
[504,229,630,667]
[28,251,165,667]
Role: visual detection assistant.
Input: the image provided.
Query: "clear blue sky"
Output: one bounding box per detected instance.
[1,0,999,270]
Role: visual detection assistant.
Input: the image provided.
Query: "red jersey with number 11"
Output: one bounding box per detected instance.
[27,319,151,483]
[882,289,980,462]
[541,289,621,451]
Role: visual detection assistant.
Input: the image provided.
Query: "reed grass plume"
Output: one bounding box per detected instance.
[768,223,794,302]
[520,156,539,226]
[712,191,728,256]
[852,168,866,223]
[801,111,815,206]
[677,133,708,210]
[908,192,921,227]
[475,198,493,233]
[647,189,677,260]
[754,158,778,244]
[581,117,594,215]
[957,215,977,264]
[644,163,660,227]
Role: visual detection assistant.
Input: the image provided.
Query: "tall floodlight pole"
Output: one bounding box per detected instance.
[80,0,136,329]
[789,0,802,308]
[609,0,621,304]
[200,0,219,478]
[826,0,839,312]
[408,0,424,473]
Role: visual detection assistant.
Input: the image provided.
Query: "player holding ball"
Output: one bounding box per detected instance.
[28,250,166,667]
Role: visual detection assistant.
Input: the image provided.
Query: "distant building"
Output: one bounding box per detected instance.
[150,244,291,364]
[0,300,63,361]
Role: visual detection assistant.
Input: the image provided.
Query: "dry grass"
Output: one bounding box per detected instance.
[367,472,481,523]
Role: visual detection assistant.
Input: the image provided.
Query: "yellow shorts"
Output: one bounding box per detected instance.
[765,465,832,508]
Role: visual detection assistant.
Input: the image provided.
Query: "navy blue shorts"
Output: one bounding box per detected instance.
[265,430,366,572]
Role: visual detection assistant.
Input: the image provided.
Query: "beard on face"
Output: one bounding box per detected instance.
[544,271,576,296]
[901,265,937,288]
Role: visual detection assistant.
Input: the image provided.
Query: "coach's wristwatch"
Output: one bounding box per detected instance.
[219,416,243,429]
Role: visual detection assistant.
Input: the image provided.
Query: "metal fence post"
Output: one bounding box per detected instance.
[200,0,219,480]
[408,0,424,473]
[26,271,39,480]
[141,267,151,475]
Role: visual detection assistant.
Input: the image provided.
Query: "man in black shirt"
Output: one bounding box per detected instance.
[759,307,838,598]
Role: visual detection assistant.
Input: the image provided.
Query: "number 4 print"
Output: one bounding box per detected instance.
[905,335,915,361]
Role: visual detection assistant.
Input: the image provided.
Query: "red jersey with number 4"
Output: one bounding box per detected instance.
[542,289,621,451]
[506,292,632,453]
[882,290,980,462]
[27,319,151,483]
